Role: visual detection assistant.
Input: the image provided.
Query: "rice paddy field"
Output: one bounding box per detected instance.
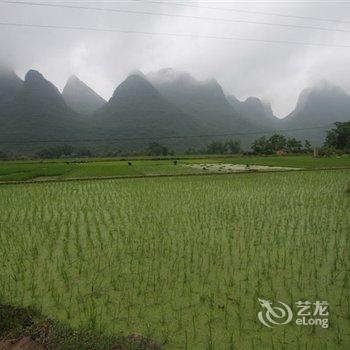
[0,169,349,349]
[0,154,349,182]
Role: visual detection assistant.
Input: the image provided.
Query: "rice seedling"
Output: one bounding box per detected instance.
[0,170,349,349]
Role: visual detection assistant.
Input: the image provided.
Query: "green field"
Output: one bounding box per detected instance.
[0,154,349,182]
[0,170,349,349]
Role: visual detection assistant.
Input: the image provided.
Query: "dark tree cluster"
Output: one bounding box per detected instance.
[206,139,241,155]
[0,150,9,159]
[251,134,311,155]
[147,142,174,156]
[35,145,92,159]
[324,122,350,153]
[186,139,241,155]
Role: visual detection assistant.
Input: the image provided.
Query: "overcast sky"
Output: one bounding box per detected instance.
[1,0,350,117]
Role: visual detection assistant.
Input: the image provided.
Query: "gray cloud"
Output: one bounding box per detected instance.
[1,0,350,117]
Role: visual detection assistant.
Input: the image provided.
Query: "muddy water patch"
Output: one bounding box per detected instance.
[187,163,301,173]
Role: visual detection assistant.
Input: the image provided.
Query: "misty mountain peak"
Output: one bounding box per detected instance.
[242,97,275,118]
[19,69,67,110]
[203,77,224,90]
[244,96,263,107]
[227,94,276,128]
[146,68,253,131]
[226,95,241,104]
[110,74,160,103]
[62,74,105,114]
[149,68,228,101]
[128,69,146,78]
[295,81,348,114]
[285,80,350,128]
[0,67,23,103]
[96,72,197,134]
[147,68,196,85]
[205,78,219,85]
[262,101,274,118]
[0,65,18,78]
[64,74,87,90]
[66,74,80,84]
[122,73,149,85]
[25,69,46,83]
[313,80,345,94]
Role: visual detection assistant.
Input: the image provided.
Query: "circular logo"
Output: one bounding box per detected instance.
[258,298,293,328]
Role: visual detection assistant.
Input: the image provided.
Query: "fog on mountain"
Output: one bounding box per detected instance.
[1,66,349,155]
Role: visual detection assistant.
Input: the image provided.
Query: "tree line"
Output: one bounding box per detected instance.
[324,121,350,153]
[0,122,349,159]
[251,135,311,155]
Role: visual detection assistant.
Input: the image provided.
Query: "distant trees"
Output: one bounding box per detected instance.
[0,151,9,159]
[324,122,350,153]
[206,141,227,155]
[186,139,241,155]
[206,139,241,155]
[226,139,241,154]
[36,145,73,159]
[252,134,311,155]
[75,148,93,157]
[285,137,302,153]
[35,142,176,159]
[35,145,93,159]
[185,147,196,155]
[147,142,169,156]
[251,136,270,154]
[269,134,287,152]
[304,140,312,153]
[107,149,123,157]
